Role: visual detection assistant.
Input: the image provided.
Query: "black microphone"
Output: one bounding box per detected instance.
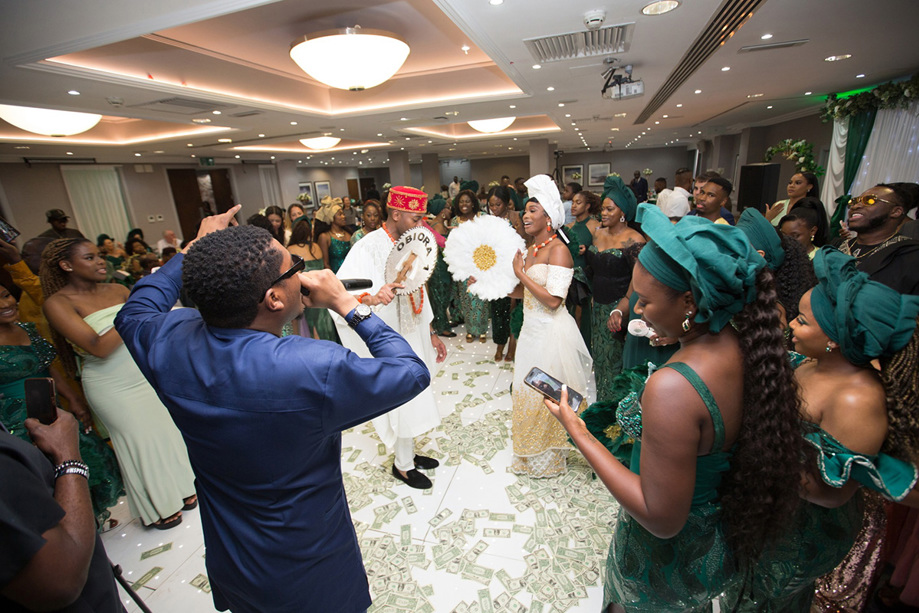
[300,278,373,297]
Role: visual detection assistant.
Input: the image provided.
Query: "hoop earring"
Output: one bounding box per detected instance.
[682,312,693,332]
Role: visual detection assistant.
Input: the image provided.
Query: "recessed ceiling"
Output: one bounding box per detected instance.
[0,0,917,164]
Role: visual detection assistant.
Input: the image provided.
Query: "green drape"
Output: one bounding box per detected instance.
[829,109,877,241]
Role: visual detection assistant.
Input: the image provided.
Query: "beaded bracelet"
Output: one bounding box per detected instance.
[54,460,90,480]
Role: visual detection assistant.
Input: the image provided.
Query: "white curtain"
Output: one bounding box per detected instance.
[259,165,281,210]
[821,119,848,217]
[850,101,919,196]
[60,167,131,243]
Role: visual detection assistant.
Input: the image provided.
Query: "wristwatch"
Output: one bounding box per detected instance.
[346,303,373,328]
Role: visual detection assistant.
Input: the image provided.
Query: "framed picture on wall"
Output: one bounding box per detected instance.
[588,163,611,186]
[561,165,583,185]
[314,180,332,202]
[297,182,314,209]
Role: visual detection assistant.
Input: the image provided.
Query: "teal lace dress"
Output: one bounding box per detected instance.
[605,362,737,612]
[721,428,917,611]
[429,245,455,334]
[0,323,124,524]
[329,236,351,274]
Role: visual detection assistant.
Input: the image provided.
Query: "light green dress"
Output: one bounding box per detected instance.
[79,304,196,525]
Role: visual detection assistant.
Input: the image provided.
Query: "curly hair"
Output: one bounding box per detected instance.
[720,267,805,566]
[773,234,817,323]
[576,190,601,216]
[183,226,282,328]
[40,238,94,377]
[453,189,480,216]
[880,316,919,463]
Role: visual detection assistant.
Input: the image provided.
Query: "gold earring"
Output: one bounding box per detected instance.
[682,312,692,332]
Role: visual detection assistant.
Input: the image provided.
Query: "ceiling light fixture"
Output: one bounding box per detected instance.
[856,73,865,78]
[300,135,342,149]
[467,117,516,133]
[461,45,470,54]
[547,86,555,91]
[804,91,813,95]
[289,26,409,91]
[0,104,102,136]
[824,54,852,62]
[533,64,541,70]
[694,89,702,94]
[67,90,80,96]
[721,66,731,71]
[761,33,773,40]
[641,1,680,16]
[490,0,504,5]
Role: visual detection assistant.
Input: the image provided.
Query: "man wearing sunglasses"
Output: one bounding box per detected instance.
[839,184,919,295]
[114,205,431,613]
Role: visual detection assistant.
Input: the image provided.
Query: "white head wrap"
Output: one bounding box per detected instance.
[524,175,565,230]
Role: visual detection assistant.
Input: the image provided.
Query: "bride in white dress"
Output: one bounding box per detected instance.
[509,175,593,477]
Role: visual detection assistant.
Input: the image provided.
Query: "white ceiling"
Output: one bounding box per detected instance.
[1,0,917,168]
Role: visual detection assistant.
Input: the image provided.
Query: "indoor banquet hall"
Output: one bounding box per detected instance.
[1,0,919,612]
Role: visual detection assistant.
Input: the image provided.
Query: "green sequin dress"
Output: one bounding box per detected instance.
[605,362,737,612]
[329,236,351,274]
[0,323,124,524]
[301,258,339,342]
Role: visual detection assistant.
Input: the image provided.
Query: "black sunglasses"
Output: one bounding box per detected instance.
[260,254,304,302]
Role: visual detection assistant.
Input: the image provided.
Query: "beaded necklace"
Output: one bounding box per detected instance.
[383,222,424,314]
[532,233,557,256]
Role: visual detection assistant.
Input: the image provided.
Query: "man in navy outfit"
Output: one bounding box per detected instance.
[115,206,429,612]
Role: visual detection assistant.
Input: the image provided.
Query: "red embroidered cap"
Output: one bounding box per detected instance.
[387,186,428,214]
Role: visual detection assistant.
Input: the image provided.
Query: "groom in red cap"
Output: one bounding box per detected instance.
[334,186,447,489]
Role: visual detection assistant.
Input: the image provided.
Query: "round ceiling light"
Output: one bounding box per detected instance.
[641,1,680,16]
[290,26,409,91]
[300,136,342,150]
[467,117,516,133]
[0,104,102,137]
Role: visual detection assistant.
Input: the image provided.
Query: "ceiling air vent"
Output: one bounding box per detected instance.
[635,0,768,124]
[739,39,809,53]
[525,23,634,63]
[231,110,262,118]
[129,97,234,115]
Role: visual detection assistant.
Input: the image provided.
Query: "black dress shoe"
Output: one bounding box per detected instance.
[392,465,433,489]
[413,455,440,470]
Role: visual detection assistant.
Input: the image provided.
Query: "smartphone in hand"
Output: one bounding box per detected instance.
[0,216,20,243]
[523,367,584,410]
[25,378,57,425]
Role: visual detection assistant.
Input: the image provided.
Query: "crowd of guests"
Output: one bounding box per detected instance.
[2,167,919,612]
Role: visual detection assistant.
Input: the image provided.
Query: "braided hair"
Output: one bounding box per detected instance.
[39,238,94,378]
[721,267,806,566]
[880,316,919,463]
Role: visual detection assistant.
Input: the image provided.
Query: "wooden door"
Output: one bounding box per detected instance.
[166,169,203,244]
[346,178,360,201]
[209,169,235,214]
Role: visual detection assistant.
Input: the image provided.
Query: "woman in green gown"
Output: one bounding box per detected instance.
[448,189,489,343]
[584,176,645,402]
[287,219,339,342]
[0,283,123,527]
[41,238,197,530]
[316,200,352,273]
[547,204,805,612]
[350,199,382,245]
[426,196,459,338]
[722,247,919,612]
